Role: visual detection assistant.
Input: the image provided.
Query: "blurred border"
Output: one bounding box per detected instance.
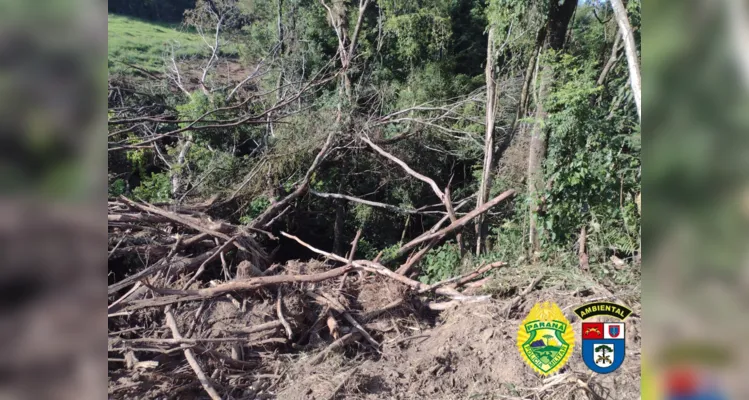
[643,0,749,397]
[0,0,106,399]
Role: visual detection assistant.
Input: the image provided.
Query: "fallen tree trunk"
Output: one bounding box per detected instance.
[144,265,356,298]
[387,189,515,264]
[108,252,212,295]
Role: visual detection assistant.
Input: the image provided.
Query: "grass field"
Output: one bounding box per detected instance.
[108,14,239,76]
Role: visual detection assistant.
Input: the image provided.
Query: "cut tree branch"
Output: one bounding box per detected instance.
[250,131,335,228]
[361,135,445,201]
[386,189,515,263]
[310,190,441,215]
[165,310,222,400]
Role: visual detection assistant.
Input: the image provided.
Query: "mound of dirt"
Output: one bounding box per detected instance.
[279,296,641,400]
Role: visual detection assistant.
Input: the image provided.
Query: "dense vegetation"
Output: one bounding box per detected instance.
[108,0,197,23]
[108,0,641,283]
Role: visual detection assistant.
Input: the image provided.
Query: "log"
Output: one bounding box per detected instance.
[426,295,491,310]
[448,261,506,288]
[164,310,222,400]
[145,265,355,298]
[108,252,212,295]
[228,320,283,335]
[387,189,515,263]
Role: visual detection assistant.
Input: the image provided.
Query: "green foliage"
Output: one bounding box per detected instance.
[354,238,381,261]
[488,212,527,263]
[109,179,127,197]
[419,242,461,284]
[541,52,640,260]
[379,244,401,265]
[353,203,374,227]
[383,8,451,64]
[240,196,272,224]
[126,148,148,176]
[175,92,213,121]
[133,172,172,202]
[183,142,249,199]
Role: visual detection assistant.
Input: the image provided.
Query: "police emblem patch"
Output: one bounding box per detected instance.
[582,322,626,373]
[575,301,631,374]
[517,301,574,376]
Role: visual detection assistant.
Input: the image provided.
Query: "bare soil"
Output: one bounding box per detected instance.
[109,261,640,400]
[277,294,641,400]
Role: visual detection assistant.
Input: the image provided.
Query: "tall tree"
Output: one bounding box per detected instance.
[319,0,372,253]
[320,0,371,101]
[475,26,497,255]
[527,0,577,255]
[609,0,641,121]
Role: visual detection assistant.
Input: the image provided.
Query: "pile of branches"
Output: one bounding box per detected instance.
[108,192,516,399]
[109,115,518,399]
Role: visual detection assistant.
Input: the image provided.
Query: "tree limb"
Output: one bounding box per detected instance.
[250,131,335,228]
[310,190,439,215]
[164,310,222,400]
[360,135,445,201]
[387,189,515,263]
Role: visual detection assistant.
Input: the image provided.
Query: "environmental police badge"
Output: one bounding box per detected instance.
[517,301,574,376]
[575,301,632,374]
[581,322,625,373]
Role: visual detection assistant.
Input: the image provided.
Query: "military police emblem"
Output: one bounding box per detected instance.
[574,301,632,374]
[517,301,574,376]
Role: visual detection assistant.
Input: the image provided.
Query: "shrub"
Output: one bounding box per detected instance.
[419,242,461,284]
[133,172,171,202]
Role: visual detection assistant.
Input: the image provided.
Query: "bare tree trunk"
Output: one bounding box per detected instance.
[527,64,551,254]
[597,29,623,87]
[268,0,285,138]
[519,27,547,121]
[333,199,345,255]
[171,138,192,200]
[276,0,285,100]
[578,225,589,270]
[725,0,749,88]
[475,27,497,256]
[609,0,640,121]
[527,0,577,256]
[321,0,370,102]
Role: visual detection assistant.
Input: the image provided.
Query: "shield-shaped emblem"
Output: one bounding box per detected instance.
[609,325,620,338]
[582,322,625,374]
[517,302,575,376]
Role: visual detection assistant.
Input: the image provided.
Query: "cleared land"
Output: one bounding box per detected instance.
[108,14,238,76]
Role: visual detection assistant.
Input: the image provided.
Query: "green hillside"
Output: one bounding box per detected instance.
[108,14,238,76]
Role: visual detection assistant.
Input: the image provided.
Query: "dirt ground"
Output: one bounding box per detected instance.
[277,292,641,400]
[108,258,641,400]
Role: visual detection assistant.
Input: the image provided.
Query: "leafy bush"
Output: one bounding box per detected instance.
[133,172,172,202]
[109,178,127,197]
[541,53,640,261]
[488,216,526,264]
[239,196,271,224]
[419,242,461,284]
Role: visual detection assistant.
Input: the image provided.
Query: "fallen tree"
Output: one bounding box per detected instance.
[108,180,515,399]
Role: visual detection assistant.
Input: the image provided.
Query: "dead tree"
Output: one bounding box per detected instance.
[320,0,371,101]
[475,26,498,256]
[609,0,641,121]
